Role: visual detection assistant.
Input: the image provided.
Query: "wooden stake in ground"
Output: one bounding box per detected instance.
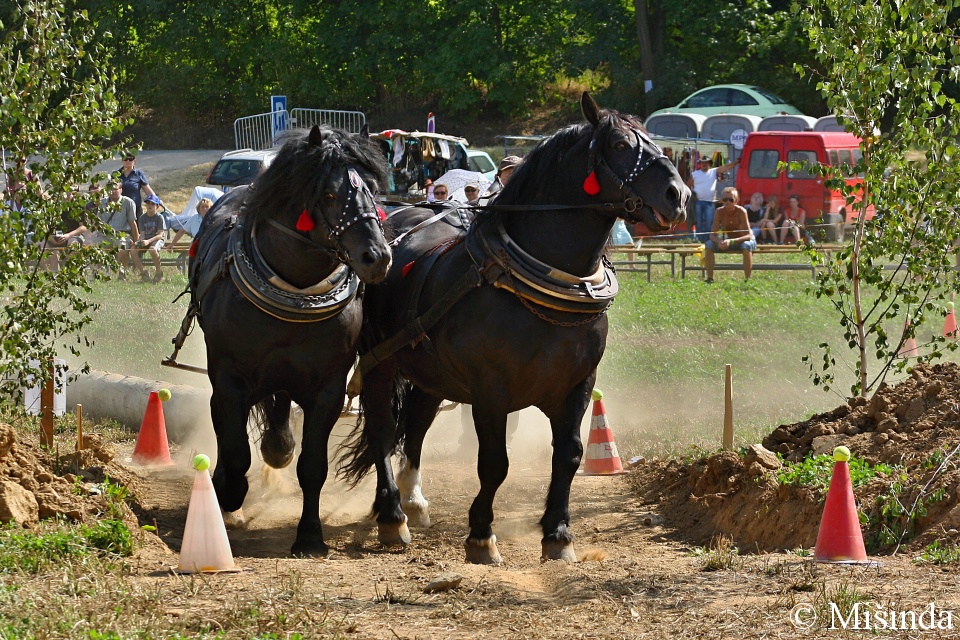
[723,364,734,450]
[40,360,54,449]
[76,404,83,451]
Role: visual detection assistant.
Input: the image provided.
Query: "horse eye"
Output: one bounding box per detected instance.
[325,193,337,200]
[614,140,630,152]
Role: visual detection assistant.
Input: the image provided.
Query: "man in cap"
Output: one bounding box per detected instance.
[686,154,738,242]
[485,155,522,196]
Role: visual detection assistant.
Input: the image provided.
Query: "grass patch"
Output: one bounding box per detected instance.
[777,453,895,494]
[915,540,960,565]
[0,519,132,574]
[689,535,741,571]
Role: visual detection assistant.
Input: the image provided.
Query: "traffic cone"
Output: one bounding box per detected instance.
[814,446,869,563]
[176,454,241,573]
[580,389,627,475]
[132,391,174,466]
[944,302,957,339]
[898,319,918,358]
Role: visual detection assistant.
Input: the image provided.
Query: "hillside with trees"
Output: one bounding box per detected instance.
[55,0,829,147]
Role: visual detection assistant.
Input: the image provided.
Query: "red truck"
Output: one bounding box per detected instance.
[735,131,867,241]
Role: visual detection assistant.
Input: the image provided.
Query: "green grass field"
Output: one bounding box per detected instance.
[59,261,957,459]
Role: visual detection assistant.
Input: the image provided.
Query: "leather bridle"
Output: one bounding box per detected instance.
[264,167,383,263]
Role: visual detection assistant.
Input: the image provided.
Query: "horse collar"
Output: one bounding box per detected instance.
[227,220,361,322]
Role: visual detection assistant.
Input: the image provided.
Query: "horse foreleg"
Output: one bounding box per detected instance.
[210,375,253,527]
[396,385,443,528]
[540,377,593,563]
[290,385,343,558]
[361,363,410,547]
[465,404,510,565]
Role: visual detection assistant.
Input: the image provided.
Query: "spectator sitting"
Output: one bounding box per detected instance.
[431,184,449,201]
[171,197,213,245]
[703,187,757,282]
[745,192,765,242]
[758,195,783,244]
[464,183,481,205]
[131,194,166,283]
[781,195,807,245]
[92,180,140,278]
[485,155,522,197]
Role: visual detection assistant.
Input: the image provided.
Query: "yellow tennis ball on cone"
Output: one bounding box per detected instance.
[591,388,603,401]
[158,388,172,402]
[834,445,851,462]
[193,454,210,471]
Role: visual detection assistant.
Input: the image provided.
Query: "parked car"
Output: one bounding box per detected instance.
[649,84,804,119]
[206,148,279,191]
[735,131,868,241]
[467,150,496,182]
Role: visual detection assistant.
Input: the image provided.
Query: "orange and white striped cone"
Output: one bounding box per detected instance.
[580,389,628,476]
[898,319,918,358]
[944,302,957,339]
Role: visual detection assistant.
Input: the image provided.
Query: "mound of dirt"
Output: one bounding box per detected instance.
[630,362,960,553]
[0,423,142,527]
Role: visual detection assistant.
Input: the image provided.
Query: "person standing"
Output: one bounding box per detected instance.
[116,151,156,218]
[686,155,738,242]
[703,187,756,282]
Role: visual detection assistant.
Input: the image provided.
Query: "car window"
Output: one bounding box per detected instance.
[751,87,790,105]
[684,88,727,108]
[787,150,819,179]
[209,159,261,185]
[748,149,780,179]
[727,89,760,106]
[468,154,496,174]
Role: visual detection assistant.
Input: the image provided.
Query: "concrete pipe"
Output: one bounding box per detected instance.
[66,370,211,444]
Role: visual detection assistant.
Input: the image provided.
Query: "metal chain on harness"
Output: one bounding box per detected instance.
[497,249,610,327]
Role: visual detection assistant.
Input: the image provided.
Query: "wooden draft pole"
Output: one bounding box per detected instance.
[40,359,54,449]
[723,364,734,450]
[76,404,83,451]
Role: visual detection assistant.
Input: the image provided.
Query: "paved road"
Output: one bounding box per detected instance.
[4,150,228,189]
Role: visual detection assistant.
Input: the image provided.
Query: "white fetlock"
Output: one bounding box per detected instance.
[396,462,431,527]
[222,508,246,529]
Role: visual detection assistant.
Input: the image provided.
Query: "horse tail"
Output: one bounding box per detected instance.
[336,375,411,487]
[253,392,297,469]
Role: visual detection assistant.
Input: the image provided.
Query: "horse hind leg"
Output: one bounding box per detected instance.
[257,392,297,469]
[395,386,443,528]
[464,404,510,565]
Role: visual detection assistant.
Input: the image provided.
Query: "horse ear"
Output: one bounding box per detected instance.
[359,123,370,138]
[308,125,324,147]
[581,92,601,127]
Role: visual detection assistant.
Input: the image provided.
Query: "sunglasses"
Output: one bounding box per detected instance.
[124,157,135,161]
[721,197,734,202]
[433,190,447,195]
[465,188,478,193]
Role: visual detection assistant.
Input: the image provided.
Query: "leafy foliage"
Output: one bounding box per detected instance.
[0,0,129,402]
[796,0,960,396]
[777,453,894,494]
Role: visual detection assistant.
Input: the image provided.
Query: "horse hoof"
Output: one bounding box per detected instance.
[402,503,431,528]
[464,535,502,565]
[378,516,412,547]
[261,425,296,469]
[222,508,246,529]
[541,539,577,563]
[291,539,329,558]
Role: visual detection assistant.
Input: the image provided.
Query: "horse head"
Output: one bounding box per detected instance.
[248,125,393,284]
[580,92,689,234]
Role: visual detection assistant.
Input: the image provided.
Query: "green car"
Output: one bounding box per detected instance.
[649,84,804,118]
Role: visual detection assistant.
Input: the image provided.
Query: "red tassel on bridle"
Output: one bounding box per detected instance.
[296,209,315,231]
[583,171,600,195]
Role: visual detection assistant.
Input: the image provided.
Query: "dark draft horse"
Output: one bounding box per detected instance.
[187,125,391,557]
[339,93,689,564]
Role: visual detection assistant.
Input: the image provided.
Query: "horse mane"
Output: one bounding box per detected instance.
[244,126,390,220]
[483,107,648,224]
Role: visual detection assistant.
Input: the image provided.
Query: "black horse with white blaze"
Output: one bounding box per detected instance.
[186,125,391,557]
[339,93,689,564]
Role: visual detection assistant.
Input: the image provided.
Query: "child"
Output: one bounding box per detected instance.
[131,193,167,282]
[171,197,213,245]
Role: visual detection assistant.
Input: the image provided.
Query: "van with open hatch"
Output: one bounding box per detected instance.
[734,131,867,241]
